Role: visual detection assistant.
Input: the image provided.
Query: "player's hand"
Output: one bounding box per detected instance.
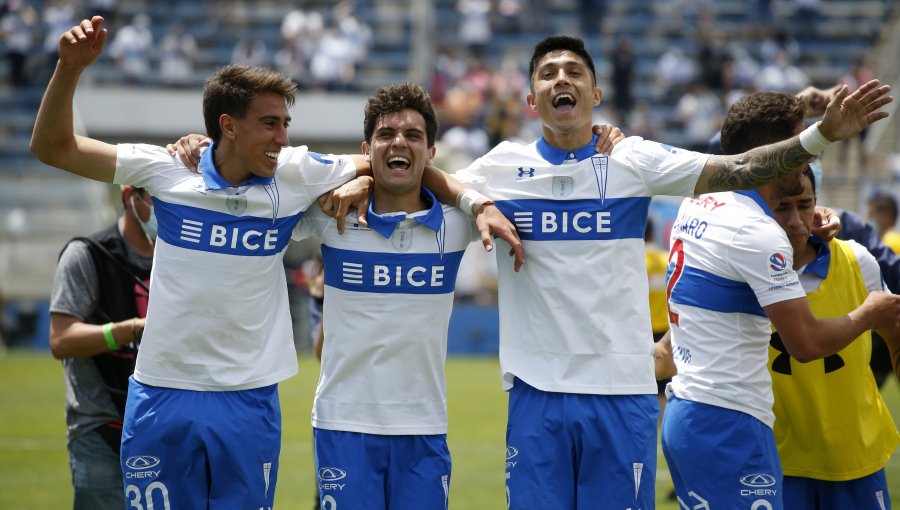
[796,85,839,118]
[860,291,900,331]
[818,80,893,142]
[811,205,841,241]
[59,16,107,69]
[592,124,625,155]
[475,204,524,272]
[318,176,373,234]
[166,134,210,171]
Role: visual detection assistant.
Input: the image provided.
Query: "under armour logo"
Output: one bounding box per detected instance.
[517,167,535,179]
[770,332,844,375]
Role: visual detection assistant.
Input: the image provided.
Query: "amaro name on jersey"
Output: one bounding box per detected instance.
[155,200,301,256]
[494,197,649,241]
[322,245,465,294]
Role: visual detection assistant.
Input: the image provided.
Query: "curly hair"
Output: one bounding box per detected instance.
[363,83,438,147]
[720,92,806,155]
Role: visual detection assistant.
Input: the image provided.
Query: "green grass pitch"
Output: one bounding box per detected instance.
[2,350,899,509]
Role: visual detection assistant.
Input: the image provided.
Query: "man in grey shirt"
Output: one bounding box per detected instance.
[49,185,154,509]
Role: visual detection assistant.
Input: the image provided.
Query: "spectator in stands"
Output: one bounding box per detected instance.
[838,55,876,167]
[652,45,696,103]
[760,26,801,66]
[159,22,197,86]
[230,37,268,67]
[334,0,372,69]
[0,0,37,87]
[609,35,635,126]
[867,193,900,254]
[676,79,724,152]
[50,185,152,510]
[698,29,732,93]
[108,13,152,85]
[755,49,810,94]
[40,0,75,83]
[456,0,491,58]
[792,0,820,38]
[309,25,356,92]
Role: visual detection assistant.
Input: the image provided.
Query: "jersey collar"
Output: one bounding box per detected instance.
[800,235,831,278]
[536,134,599,164]
[199,142,275,190]
[734,190,774,218]
[367,186,444,239]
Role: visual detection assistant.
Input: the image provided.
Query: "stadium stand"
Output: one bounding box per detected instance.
[1,0,898,349]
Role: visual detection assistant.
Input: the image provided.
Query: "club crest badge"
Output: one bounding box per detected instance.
[552,176,574,198]
[591,155,609,204]
[226,195,247,215]
[391,227,413,252]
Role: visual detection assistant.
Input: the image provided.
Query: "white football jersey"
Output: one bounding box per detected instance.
[114,143,356,391]
[456,136,705,395]
[667,190,806,427]
[294,190,479,435]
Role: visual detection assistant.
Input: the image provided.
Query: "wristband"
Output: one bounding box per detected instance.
[798,122,832,155]
[102,322,119,351]
[458,189,493,217]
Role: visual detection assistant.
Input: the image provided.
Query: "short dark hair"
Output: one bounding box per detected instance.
[363,83,438,147]
[869,192,899,222]
[529,36,597,90]
[719,92,806,155]
[202,64,297,142]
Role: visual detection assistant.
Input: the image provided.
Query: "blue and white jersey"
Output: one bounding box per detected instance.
[114,143,356,391]
[293,189,479,434]
[667,190,806,427]
[456,136,705,395]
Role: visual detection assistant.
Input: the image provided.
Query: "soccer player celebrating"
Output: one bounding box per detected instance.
[29,16,518,508]
[663,91,900,510]
[293,83,481,509]
[453,35,895,508]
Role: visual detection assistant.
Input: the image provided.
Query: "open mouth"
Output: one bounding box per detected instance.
[552,93,576,112]
[387,156,411,170]
[264,151,280,162]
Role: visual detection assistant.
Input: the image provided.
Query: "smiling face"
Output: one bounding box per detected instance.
[772,170,816,254]
[527,50,601,144]
[363,108,435,200]
[223,91,291,181]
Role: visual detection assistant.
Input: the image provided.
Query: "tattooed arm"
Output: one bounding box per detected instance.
[694,79,892,195]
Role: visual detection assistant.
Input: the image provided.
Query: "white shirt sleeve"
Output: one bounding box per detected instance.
[613,137,707,198]
[278,147,358,203]
[728,218,805,307]
[292,203,329,242]
[849,239,888,293]
[115,143,189,192]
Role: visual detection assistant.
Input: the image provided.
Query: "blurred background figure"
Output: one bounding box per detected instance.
[867,193,900,255]
[107,13,152,85]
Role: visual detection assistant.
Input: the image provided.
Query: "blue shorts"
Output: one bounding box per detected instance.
[783,470,891,510]
[661,396,782,510]
[313,428,451,510]
[505,378,659,510]
[121,377,282,509]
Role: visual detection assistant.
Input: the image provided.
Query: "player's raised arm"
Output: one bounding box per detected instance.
[30,16,118,182]
[695,80,893,195]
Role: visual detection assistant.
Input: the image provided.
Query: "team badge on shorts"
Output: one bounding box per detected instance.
[226,194,248,215]
[391,228,413,252]
[552,176,574,198]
